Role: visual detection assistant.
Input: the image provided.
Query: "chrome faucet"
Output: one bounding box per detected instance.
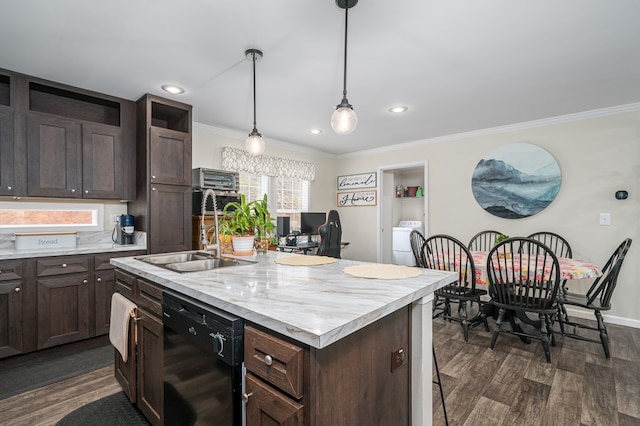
[200,188,220,258]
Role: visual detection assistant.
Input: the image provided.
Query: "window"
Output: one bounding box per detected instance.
[0,202,104,234]
[238,173,309,233]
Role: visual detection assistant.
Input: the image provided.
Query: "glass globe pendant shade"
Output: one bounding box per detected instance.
[331,104,357,135]
[245,130,265,156]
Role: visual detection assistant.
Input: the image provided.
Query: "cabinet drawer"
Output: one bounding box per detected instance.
[95,251,145,271]
[137,278,162,317]
[115,270,136,300]
[245,326,305,399]
[0,259,23,281]
[36,256,89,276]
[245,373,304,425]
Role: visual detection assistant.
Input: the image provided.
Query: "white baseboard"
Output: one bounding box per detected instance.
[564,307,640,329]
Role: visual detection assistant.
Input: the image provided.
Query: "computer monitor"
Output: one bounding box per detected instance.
[300,212,326,235]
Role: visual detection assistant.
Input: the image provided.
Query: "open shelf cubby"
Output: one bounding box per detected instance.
[151,101,189,132]
[29,82,120,126]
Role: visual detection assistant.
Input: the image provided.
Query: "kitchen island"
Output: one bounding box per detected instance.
[111,251,456,425]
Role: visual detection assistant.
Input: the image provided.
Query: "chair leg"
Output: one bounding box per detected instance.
[460,301,469,343]
[595,310,611,359]
[432,346,449,426]
[539,313,552,363]
[480,303,490,332]
[490,307,505,349]
[557,305,566,334]
[545,314,556,347]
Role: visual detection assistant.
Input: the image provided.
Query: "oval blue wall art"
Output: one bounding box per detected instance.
[471,143,561,219]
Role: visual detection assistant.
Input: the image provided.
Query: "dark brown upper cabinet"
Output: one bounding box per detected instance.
[0,68,136,201]
[129,94,192,254]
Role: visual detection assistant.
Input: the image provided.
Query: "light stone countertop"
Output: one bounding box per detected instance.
[0,231,147,259]
[111,251,456,349]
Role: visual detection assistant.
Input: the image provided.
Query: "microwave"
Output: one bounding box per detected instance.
[192,168,239,192]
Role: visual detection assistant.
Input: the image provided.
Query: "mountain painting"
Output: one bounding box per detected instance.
[471,143,561,219]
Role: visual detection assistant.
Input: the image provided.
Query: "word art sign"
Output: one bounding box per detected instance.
[337,172,377,191]
[337,191,377,207]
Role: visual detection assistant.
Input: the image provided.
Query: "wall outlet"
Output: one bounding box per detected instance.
[110,214,119,224]
[599,213,611,226]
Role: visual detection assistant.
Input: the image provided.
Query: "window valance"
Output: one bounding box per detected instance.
[221,147,316,181]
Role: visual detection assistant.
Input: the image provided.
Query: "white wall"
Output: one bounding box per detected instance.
[192,110,639,323]
[335,109,640,323]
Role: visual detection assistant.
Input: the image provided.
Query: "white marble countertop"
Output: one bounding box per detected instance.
[111,251,456,349]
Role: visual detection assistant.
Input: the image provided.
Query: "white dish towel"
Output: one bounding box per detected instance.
[109,292,138,362]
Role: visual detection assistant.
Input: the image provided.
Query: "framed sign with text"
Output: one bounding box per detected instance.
[337,172,377,191]
[337,190,377,207]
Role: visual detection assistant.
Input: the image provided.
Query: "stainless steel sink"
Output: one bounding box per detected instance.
[136,251,256,272]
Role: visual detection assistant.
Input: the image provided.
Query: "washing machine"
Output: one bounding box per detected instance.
[392,221,423,266]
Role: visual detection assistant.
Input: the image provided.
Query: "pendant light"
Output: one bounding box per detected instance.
[331,0,358,135]
[245,48,265,156]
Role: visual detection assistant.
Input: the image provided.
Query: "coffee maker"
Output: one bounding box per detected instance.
[113,214,135,245]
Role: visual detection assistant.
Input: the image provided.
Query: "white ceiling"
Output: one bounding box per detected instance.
[2,0,640,155]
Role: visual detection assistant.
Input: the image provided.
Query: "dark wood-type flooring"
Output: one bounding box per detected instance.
[433,315,640,426]
[1,318,639,426]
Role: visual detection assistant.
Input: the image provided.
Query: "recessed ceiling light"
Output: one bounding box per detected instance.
[309,128,323,135]
[389,106,408,113]
[161,85,185,95]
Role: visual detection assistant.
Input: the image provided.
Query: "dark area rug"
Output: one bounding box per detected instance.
[0,343,114,400]
[56,391,150,426]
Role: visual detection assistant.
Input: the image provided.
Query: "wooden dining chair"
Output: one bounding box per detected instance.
[527,231,572,258]
[557,238,632,358]
[468,230,506,251]
[486,237,561,362]
[423,234,489,342]
[409,230,427,267]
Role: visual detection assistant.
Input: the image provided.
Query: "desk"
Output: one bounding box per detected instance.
[277,241,318,255]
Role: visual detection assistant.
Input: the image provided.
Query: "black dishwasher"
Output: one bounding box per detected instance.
[162,292,244,426]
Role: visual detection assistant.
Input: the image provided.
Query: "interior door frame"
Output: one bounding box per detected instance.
[377,161,429,263]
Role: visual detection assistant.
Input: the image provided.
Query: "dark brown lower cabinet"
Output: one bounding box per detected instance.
[114,270,163,426]
[0,259,24,358]
[0,251,144,360]
[245,305,411,425]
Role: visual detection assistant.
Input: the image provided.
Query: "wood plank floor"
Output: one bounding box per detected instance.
[433,315,640,426]
[1,318,639,426]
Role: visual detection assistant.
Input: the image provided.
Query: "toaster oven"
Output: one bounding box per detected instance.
[192,168,239,192]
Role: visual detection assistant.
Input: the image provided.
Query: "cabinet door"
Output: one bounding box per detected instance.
[82,123,124,199]
[137,308,163,425]
[149,183,192,254]
[36,273,90,348]
[94,269,116,336]
[0,109,15,196]
[245,374,304,426]
[149,127,191,186]
[0,260,24,359]
[26,113,81,198]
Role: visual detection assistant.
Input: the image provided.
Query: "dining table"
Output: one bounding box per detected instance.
[432,250,602,342]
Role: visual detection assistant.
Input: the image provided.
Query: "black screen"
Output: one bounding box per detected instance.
[300,212,326,235]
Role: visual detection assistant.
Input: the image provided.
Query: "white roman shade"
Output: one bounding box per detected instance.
[221,146,316,181]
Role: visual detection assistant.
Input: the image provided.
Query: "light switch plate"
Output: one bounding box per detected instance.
[599,213,611,226]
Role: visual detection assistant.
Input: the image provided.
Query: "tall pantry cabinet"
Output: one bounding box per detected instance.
[129,94,193,254]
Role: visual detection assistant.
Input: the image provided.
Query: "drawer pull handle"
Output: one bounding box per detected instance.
[83,279,88,284]
[62,264,68,268]
[241,392,254,403]
[264,355,273,366]
[97,277,102,283]
[15,287,20,293]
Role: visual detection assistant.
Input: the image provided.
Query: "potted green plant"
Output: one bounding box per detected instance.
[495,234,509,244]
[252,194,276,253]
[223,194,256,255]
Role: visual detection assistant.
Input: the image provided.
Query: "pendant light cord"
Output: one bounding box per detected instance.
[252,52,258,132]
[342,7,349,100]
